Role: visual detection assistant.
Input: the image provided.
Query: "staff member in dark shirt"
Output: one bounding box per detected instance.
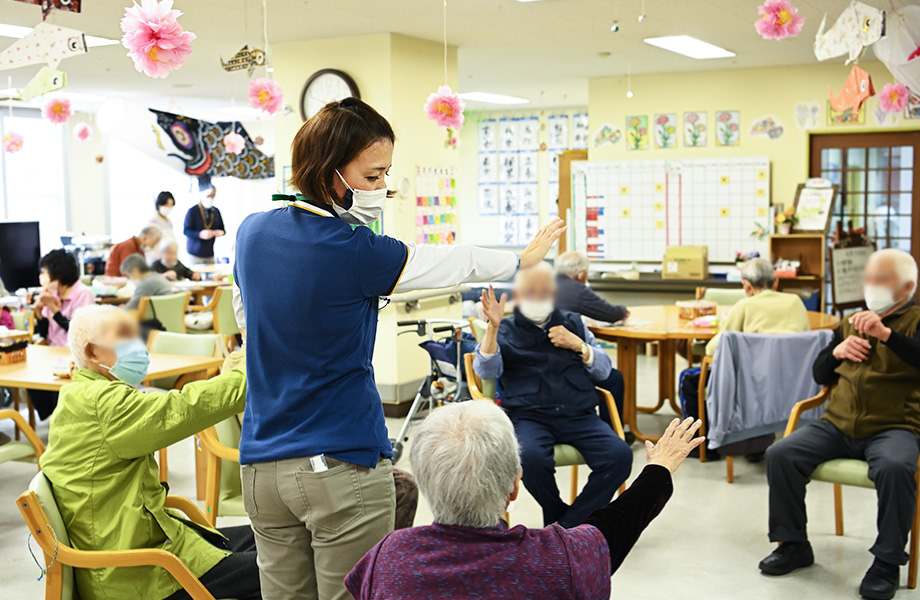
[184,177,225,265]
[555,251,629,438]
[761,249,920,600]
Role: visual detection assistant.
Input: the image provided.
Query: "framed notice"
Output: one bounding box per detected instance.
[830,246,872,311]
[793,183,838,234]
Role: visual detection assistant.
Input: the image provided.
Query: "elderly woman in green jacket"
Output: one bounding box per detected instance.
[39,305,261,600]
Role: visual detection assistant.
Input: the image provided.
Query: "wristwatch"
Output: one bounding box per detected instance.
[578,342,588,356]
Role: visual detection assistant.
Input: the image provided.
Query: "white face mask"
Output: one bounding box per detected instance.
[518,299,554,323]
[864,284,899,314]
[159,206,173,218]
[334,170,386,225]
[200,196,214,209]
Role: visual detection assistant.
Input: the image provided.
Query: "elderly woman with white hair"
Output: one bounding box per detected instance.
[39,305,262,600]
[346,401,702,599]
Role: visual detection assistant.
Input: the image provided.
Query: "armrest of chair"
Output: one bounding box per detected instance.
[164,495,211,527]
[783,386,833,438]
[697,356,713,461]
[595,387,626,442]
[196,427,240,463]
[0,409,45,459]
[188,293,218,313]
[464,353,488,401]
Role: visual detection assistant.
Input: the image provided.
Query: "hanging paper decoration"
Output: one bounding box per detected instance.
[3,132,23,154]
[120,0,196,79]
[220,45,266,76]
[878,82,911,113]
[755,0,805,40]
[248,78,283,114]
[10,0,81,21]
[42,97,72,124]
[829,64,875,113]
[814,2,886,64]
[73,122,93,142]
[424,85,465,148]
[222,131,245,154]
[874,5,920,96]
[19,66,66,101]
[0,22,87,71]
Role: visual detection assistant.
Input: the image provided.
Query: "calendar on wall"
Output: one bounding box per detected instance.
[416,165,458,244]
[571,157,771,263]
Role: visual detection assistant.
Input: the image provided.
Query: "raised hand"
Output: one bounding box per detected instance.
[480,285,507,327]
[833,335,872,362]
[645,418,705,474]
[519,218,566,269]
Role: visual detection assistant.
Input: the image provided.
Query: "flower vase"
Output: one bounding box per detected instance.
[778,222,792,235]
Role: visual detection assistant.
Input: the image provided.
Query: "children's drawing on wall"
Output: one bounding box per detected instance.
[572,113,589,149]
[479,153,497,182]
[907,94,920,120]
[625,116,649,151]
[683,111,706,147]
[547,152,560,182]
[654,114,677,149]
[498,216,518,246]
[478,119,496,152]
[499,118,518,152]
[518,117,539,151]
[548,114,569,150]
[499,152,519,183]
[715,110,740,147]
[500,186,518,215]
[874,104,901,126]
[478,184,498,215]
[826,100,865,125]
[793,101,820,130]
[749,115,785,140]
[519,215,538,245]
[593,123,622,147]
[518,184,538,214]
[519,151,538,182]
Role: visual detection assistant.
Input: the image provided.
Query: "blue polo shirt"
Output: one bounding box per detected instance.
[234,201,408,467]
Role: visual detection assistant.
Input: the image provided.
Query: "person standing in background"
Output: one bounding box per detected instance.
[184,177,225,265]
[146,191,177,260]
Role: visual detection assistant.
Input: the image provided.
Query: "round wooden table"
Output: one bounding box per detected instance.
[590,305,840,442]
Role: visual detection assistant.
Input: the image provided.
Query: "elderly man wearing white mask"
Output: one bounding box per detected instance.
[761,249,920,600]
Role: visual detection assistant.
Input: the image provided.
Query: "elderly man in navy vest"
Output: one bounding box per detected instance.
[474,262,632,528]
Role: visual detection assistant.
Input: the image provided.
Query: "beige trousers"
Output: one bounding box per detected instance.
[241,456,395,600]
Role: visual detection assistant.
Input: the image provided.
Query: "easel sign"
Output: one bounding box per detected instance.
[793,183,838,234]
[830,246,872,314]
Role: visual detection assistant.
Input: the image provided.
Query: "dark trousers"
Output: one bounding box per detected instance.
[27,389,58,421]
[511,411,632,528]
[163,525,261,600]
[766,420,920,566]
[596,369,625,429]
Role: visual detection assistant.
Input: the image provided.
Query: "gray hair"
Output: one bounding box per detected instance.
[140,225,162,240]
[121,253,151,275]
[740,258,775,289]
[871,248,918,289]
[555,251,590,279]
[514,260,555,290]
[68,305,118,369]
[410,401,521,528]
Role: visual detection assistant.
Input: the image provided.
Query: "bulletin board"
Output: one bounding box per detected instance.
[571,157,771,264]
[415,165,458,244]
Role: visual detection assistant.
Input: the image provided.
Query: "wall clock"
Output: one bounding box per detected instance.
[299,69,361,121]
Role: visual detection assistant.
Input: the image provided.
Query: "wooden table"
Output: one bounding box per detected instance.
[590,306,840,443]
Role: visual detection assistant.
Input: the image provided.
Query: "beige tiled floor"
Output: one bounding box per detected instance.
[0,353,900,599]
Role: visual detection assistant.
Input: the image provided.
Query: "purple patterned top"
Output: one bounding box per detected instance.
[345,521,610,599]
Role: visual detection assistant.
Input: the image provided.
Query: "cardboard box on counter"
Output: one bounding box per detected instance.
[662,246,709,280]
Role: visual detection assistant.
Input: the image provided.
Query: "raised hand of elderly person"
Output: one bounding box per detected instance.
[519,218,566,270]
[480,285,507,327]
[848,310,892,342]
[832,334,871,363]
[644,417,705,474]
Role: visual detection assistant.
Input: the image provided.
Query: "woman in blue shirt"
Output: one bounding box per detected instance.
[234,97,563,600]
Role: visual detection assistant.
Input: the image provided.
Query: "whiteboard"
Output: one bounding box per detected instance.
[571,157,771,263]
[831,246,872,307]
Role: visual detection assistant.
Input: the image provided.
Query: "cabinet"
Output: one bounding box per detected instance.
[768,234,826,312]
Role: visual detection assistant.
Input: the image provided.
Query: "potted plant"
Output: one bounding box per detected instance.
[774,207,798,235]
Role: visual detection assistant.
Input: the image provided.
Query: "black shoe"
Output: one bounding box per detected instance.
[745,451,766,463]
[859,558,899,600]
[624,431,636,446]
[759,542,814,576]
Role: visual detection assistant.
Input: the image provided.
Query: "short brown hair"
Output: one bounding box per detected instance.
[289,98,395,205]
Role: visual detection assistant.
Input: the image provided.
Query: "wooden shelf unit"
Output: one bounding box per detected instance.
[768,233,827,312]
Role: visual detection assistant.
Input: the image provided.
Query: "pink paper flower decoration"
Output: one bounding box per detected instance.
[878,82,911,113]
[755,0,805,40]
[248,78,284,115]
[223,132,245,154]
[73,122,93,142]
[3,132,23,154]
[424,85,465,132]
[43,97,72,124]
[121,0,196,79]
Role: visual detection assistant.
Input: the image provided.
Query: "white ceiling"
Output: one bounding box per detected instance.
[0,0,909,113]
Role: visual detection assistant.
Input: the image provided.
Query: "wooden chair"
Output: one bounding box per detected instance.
[688,287,748,364]
[696,355,740,482]
[137,292,191,334]
[785,387,919,589]
[464,353,627,504]
[0,409,45,469]
[8,308,37,436]
[187,287,240,352]
[17,472,220,600]
[197,417,246,526]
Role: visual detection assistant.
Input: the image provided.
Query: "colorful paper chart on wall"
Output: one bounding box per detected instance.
[416,165,458,245]
[571,157,771,264]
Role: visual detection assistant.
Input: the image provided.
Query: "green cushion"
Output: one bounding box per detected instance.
[811,459,874,489]
[0,441,39,464]
[147,332,218,389]
[553,444,585,467]
[701,288,747,306]
[142,293,189,334]
[29,473,77,600]
[214,417,246,517]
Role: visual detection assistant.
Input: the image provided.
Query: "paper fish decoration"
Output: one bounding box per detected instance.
[874,5,920,95]
[829,64,875,113]
[0,23,87,71]
[18,66,66,101]
[815,1,886,63]
[10,0,81,21]
[220,45,265,76]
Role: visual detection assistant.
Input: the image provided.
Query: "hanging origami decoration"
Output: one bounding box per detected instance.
[222,131,245,154]
[73,122,93,142]
[3,132,24,154]
[755,0,805,41]
[150,109,274,180]
[42,96,72,124]
[19,66,66,101]
[829,64,876,112]
[878,82,911,113]
[220,45,266,76]
[874,5,920,95]
[0,22,87,71]
[10,0,81,21]
[248,78,283,114]
[814,1,887,64]
[424,85,465,149]
[120,0,196,79]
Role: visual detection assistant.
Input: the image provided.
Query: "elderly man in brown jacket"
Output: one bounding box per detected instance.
[760,249,920,600]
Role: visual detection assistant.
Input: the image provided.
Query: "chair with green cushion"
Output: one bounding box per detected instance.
[0,409,45,468]
[785,387,919,589]
[10,307,34,335]
[197,416,246,526]
[186,288,240,352]
[138,292,191,334]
